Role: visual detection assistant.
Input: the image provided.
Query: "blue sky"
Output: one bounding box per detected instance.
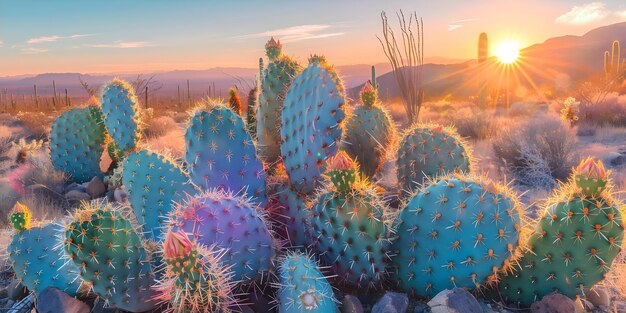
[1,0,625,75]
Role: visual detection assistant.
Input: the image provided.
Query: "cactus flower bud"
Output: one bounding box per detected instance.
[326,151,357,192]
[574,157,609,196]
[360,81,377,107]
[576,158,607,180]
[164,230,193,260]
[9,201,31,231]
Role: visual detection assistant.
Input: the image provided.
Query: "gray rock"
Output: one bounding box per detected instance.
[373,292,409,313]
[65,190,91,202]
[64,182,86,193]
[6,280,27,301]
[27,184,65,204]
[86,176,106,199]
[342,294,364,313]
[428,288,481,313]
[530,292,576,313]
[36,287,89,313]
[586,285,610,309]
[608,152,625,166]
[114,187,128,203]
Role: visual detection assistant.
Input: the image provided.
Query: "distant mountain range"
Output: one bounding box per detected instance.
[1,22,625,101]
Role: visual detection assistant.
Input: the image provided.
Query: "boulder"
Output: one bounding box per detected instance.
[36,287,89,313]
[342,294,364,313]
[608,152,625,166]
[65,190,91,202]
[530,292,576,313]
[372,292,409,313]
[428,288,481,313]
[114,187,128,203]
[86,176,106,199]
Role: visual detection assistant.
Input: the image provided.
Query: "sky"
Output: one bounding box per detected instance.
[1,0,626,76]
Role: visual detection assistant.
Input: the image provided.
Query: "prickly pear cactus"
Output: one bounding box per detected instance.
[277,251,338,313]
[170,190,277,285]
[257,37,301,165]
[122,150,196,241]
[281,55,346,194]
[185,101,268,207]
[100,79,141,151]
[8,203,81,296]
[397,124,471,194]
[499,158,624,307]
[64,202,158,312]
[391,174,522,297]
[311,152,390,290]
[50,106,106,183]
[155,230,236,313]
[343,81,394,178]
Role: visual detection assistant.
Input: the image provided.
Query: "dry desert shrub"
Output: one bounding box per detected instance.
[16,111,54,139]
[143,126,186,160]
[492,116,579,189]
[142,115,178,138]
[579,92,626,127]
[452,108,494,140]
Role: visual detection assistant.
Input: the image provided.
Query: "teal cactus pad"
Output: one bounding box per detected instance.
[281,57,346,194]
[185,103,268,207]
[257,55,301,165]
[397,125,470,194]
[392,175,521,297]
[311,187,390,290]
[64,205,158,312]
[171,190,276,285]
[273,182,312,249]
[343,100,394,178]
[50,107,106,183]
[100,79,141,151]
[278,252,338,313]
[9,223,82,296]
[499,194,624,307]
[122,150,196,241]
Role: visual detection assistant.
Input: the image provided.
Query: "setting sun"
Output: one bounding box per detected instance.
[495,41,520,64]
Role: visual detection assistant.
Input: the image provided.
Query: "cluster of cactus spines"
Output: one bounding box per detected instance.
[257,37,302,166]
[499,158,624,307]
[122,150,197,241]
[64,202,158,312]
[8,203,82,296]
[311,152,390,290]
[155,229,236,313]
[50,106,107,183]
[247,86,258,138]
[228,87,242,116]
[276,251,338,313]
[397,124,471,194]
[100,78,141,152]
[281,55,346,194]
[9,201,30,231]
[185,101,267,207]
[273,179,313,249]
[170,190,277,286]
[604,40,622,78]
[343,81,395,178]
[391,173,522,298]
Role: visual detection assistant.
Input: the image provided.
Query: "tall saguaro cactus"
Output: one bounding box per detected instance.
[604,40,622,79]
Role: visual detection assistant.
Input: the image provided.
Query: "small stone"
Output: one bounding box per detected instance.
[412,302,429,313]
[428,288,481,313]
[114,187,128,203]
[607,152,625,166]
[585,285,610,308]
[65,190,91,202]
[86,176,106,199]
[373,292,409,313]
[7,280,27,301]
[342,294,364,313]
[530,292,576,313]
[36,287,89,313]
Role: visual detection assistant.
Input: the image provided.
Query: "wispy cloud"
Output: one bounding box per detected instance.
[21,47,48,54]
[83,41,153,48]
[234,24,345,42]
[556,2,609,25]
[0,40,3,47]
[448,18,477,31]
[27,34,92,44]
[616,10,626,19]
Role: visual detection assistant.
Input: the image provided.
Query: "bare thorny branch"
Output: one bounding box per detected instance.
[377,10,424,123]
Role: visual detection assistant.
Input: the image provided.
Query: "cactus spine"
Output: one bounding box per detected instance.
[277,252,338,313]
[391,174,522,297]
[311,152,390,290]
[499,158,624,307]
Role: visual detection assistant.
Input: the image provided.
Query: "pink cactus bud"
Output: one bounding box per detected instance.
[361,81,375,94]
[576,157,607,180]
[432,125,444,134]
[327,151,354,171]
[164,230,193,260]
[265,37,282,50]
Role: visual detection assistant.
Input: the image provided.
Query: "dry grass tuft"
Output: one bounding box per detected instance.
[142,115,179,138]
[16,111,54,139]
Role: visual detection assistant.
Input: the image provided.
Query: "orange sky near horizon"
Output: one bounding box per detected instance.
[1,0,625,76]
